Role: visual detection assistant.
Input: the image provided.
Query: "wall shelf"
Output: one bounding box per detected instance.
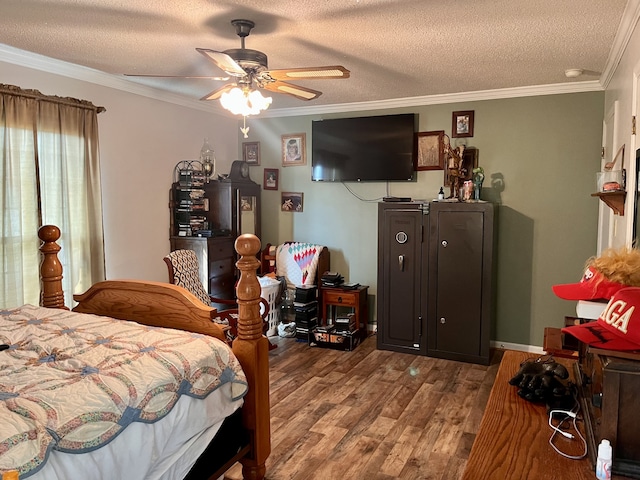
[591,191,626,215]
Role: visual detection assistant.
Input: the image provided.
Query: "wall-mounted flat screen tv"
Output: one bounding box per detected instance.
[311,113,417,182]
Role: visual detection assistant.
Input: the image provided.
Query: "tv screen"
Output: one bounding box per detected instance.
[311,113,417,182]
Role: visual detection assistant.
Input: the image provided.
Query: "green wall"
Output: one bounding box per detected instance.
[241,91,604,348]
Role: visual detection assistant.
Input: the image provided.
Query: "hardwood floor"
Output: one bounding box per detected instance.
[224,334,503,480]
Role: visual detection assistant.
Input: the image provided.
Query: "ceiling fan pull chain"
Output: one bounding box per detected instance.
[240,116,250,138]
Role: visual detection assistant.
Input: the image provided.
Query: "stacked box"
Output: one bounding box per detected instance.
[294,286,317,343]
[294,285,317,304]
[334,313,356,333]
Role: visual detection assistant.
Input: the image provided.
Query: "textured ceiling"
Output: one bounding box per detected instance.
[0,0,630,113]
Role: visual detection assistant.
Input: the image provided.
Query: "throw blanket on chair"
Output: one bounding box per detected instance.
[275,243,323,288]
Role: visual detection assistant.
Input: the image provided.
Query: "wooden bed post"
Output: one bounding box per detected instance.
[233,234,271,480]
[38,224,67,309]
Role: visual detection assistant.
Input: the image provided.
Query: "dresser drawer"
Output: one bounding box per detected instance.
[209,274,236,298]
[323,290,357,306]
[209,258,234,278]
[207,238,235,260]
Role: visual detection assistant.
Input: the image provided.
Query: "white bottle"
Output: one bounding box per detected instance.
[437,187,445,200]
[596,439,612,480]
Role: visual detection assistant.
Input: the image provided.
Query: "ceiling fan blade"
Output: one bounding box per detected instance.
[200,84,237,101]
[262,80,322,101]
[196,48,247,77]
[264,66,350,81]
[124,74,230,80]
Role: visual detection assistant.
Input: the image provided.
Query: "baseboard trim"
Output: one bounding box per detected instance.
[491,340,545,355]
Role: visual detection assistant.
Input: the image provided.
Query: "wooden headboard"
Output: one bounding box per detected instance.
[260,242,330,288]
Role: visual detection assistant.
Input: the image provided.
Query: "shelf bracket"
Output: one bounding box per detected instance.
[591,191,626,215]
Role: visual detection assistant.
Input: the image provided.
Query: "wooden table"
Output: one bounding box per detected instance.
[320,285,368,331]
[463,350,596,480]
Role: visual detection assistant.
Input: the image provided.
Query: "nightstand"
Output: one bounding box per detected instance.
[320,285,368,332]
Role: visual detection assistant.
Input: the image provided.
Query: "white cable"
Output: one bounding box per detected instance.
[547,392,587,460]
[548,411,575,438]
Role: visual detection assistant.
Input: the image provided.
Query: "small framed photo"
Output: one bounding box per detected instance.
[281,133,306,166]
[452,111,474,138]
[264,168,279,191]
[415,131,445,171]
[240,196,253,211]
[242,141,260,165]
[281,192,304,212]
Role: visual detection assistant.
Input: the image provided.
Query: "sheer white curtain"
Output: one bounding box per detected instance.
[0,84,105,308]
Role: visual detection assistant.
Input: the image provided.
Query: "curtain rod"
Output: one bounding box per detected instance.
[0,84,106,113]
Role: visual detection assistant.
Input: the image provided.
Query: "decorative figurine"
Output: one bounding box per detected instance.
[473,167,485,200]
[444,135,466,199]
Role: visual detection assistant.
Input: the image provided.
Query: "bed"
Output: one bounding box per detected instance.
[1,225,270,480]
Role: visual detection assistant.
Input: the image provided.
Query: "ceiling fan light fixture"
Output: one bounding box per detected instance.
[220,87,272,116]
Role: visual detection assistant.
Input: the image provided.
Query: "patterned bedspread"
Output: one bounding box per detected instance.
[0,305,248,478]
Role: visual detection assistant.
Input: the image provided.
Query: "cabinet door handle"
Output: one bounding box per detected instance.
[441,240,448,247]
[398,255,405,271]
[440,317,446,324]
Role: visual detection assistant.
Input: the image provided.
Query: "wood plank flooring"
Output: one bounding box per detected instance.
[224,334,503,480]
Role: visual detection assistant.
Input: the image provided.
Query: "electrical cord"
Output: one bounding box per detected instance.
[547,389,587,460]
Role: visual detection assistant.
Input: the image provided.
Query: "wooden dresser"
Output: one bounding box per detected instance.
[463,350,609,480]
[577,346,640,478]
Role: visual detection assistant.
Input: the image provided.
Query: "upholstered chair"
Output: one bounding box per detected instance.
[164,249,273,346]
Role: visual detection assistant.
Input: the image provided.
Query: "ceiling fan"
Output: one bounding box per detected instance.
[126,19,350,104]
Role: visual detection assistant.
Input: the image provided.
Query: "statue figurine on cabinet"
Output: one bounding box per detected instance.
[444,136,466,199]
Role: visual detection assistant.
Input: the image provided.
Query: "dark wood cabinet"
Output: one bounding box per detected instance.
[377,202,429,355]
[376,201,495,364]
[205,180,261,241]
[427,201,495,365]
[169,163,260,301]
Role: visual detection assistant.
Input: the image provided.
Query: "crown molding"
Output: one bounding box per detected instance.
[0,43,230,116]
[600,0,640,89]
[260,81,604,118]
[0,43,604,121]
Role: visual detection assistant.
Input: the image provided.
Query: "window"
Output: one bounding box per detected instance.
[0,85,105,308]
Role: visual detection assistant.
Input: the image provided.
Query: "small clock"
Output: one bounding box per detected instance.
[228,160,251,181]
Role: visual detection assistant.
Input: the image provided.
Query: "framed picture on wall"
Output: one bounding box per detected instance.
[415,131,445,171]
[281,192,304,212]
[451,111,474,138]
[242,141,260,165]
[281,133,306,166]
[264,168,279,190]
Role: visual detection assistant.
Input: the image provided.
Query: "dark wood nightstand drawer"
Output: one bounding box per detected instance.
[322,290,357,306]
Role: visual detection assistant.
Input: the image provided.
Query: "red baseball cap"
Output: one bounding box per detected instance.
[562,287,640,351]
[552,266,627,301]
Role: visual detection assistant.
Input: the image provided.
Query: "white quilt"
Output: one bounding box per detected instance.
[0,305,247,478]
[275,242,324,287]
